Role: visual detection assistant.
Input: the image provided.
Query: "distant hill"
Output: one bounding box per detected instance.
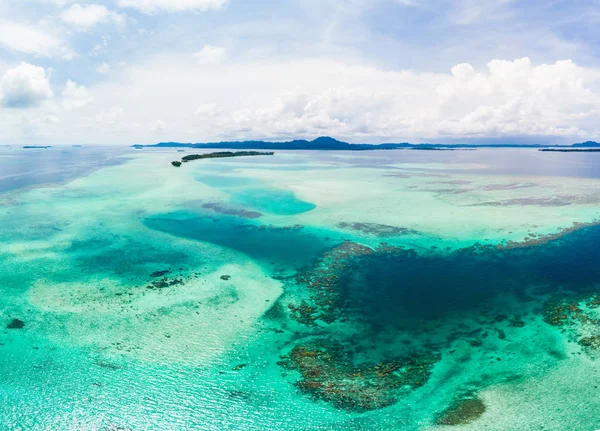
[134,136,414,151]
[572,141,600,148]
[133,136,597,151]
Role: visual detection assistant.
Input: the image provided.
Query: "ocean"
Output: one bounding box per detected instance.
[1,146,600,430]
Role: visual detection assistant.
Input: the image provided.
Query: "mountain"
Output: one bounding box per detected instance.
[135,137,423,151]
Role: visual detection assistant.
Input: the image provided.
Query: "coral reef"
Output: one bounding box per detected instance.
[6,318,25,329]
[435,396,486,426]
[290,241,375,324]
[497,220,600,250]
[279,339,438,412]
[544,293,600,351]
[202,203,262,219]
[337,222,419,237]
[288,241,413,325]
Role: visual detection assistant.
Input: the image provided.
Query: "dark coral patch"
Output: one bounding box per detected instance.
[6,319,25,329]
[435,397,486,426]
[337,222,419,237]
[279,339,438,413]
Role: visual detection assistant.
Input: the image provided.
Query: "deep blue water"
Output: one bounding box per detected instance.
[340,225,600,333]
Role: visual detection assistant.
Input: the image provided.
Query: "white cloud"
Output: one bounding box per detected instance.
[60,4,126,30]
[96,62,111,74]
[0,62,54,108]
[117,0,227,14]
[194,45,226,64]
[195,103,223,117]
[0,21,73,59]
[96,105,125,126]
[90,36,109,56]
[4,55,600,144]
[152,120,165,133]
[107,55,598,142]
[62,80,93,110]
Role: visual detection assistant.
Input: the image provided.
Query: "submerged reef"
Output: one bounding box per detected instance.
[145,269,187,290]
[290,241,376,325]
[290,241,414,325]
[337,222,419,237]
[6,318,25,329]
[497,220,600,250]
[471,197,572,207]
[435,396,486,426]
[281,241,442,413]
[279,339,438,412]
[544,293,600,351]
[202,203,262,219]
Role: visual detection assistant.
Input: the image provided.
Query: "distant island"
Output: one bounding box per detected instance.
[23,146,52,149]
[134,136,600,151]
[540,149,600,153]
[172,151,274,167]
[572,141,600,148]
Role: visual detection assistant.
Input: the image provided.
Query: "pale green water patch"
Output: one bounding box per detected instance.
[195,174,260,188]
[234,188,316,215]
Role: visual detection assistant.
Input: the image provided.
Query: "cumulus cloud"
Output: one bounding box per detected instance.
[117,0,227,14]
[135,56,600,142]
[0,62,54,108]
[5,56,600,144]
[60,4,126,30]
[62,80,93,110]
[194,45,226,64]
[0,21,73,59]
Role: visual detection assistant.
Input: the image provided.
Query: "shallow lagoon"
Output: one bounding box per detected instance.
[1,147,600,430]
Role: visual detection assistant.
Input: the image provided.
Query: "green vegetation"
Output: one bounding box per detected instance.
[171,151,274,166]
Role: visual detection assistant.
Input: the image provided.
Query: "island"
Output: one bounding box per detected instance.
[540,149,600,153]
[572,141,600,148]
[23,146,52,149]
[133,136,600,151]
[172,151,274,167]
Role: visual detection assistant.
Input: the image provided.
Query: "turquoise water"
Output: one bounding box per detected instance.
[2,147,600,430]
[195,173,317,216]
[233,188,317,215]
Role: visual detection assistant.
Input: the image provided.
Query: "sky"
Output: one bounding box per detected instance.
[1,0,600,145]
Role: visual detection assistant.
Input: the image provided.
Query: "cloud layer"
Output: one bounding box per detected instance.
[1,0,600,144]
[6,55,598,144]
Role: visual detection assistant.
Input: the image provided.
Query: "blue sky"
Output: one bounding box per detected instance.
[1,0,600,144]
